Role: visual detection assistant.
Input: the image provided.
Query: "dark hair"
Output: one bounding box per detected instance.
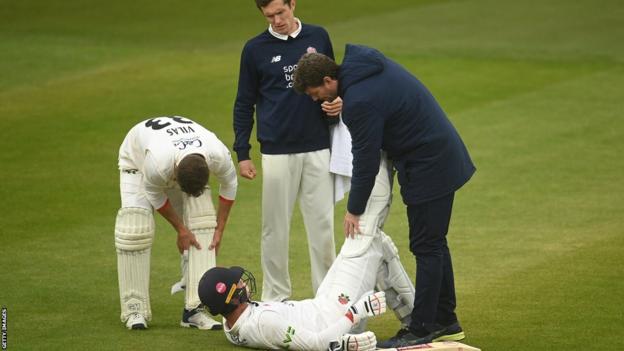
[293,53,339,94]
[255,0,291,10]
[176,154,209,197]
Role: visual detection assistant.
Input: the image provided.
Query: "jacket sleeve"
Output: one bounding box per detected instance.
[257,310,353,350]
[233,42,258,162]
[318,27,338,126]
[322,27,335,60]
[343,101,385,215]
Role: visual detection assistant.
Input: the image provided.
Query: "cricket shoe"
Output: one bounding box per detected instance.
[180,308,223,330]
[377,327,413,348]
[433,321,465,342]
[377,329,441,348]
[125,312,148,330]
[377,322,465,348]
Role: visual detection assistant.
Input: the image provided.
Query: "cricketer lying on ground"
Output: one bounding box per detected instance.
[200,245,389,351]
[116,116,237,330]
[199,156,415,350]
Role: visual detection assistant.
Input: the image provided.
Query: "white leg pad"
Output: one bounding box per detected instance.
[115,207,155,322]
[358,156,393,237]
[376,232,415,326]
[343,157,394,258]
[182,189,217,310]
[340,232,376,259]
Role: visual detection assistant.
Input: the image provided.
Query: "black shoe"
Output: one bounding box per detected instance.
[433,321,465,342]
[377,327,443,348]
[377,328,410,348]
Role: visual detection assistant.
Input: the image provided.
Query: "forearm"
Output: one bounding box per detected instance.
[347,171,377,215]
[314,317,354,349]
[216,196,234,232]
[232,62,255,159]
[157,200,185,233]
[156,195,200,253]
[261,310,354,351]
[344,101,385,214]
[289,317,353,350]
[232,113,253,162]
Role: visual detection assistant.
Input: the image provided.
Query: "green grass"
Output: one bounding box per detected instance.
[1,0,623,350]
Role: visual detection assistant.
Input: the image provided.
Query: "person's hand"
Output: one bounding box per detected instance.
[176,227,201,254]
[344,211,361,238]
[345,291,386,325]
[238,160,257,180]
[337,331,377,351]
[322,96,343,117]
[209,228,223,255]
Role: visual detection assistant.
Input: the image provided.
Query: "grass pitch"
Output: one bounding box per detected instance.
[1,0,623,350]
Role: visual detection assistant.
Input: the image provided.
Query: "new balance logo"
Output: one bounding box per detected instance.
[271,55,282,63]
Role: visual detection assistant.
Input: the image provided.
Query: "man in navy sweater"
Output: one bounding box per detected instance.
[293,45,476,347]
[233,0,342,302]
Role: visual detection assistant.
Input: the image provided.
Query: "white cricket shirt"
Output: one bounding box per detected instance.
[224,300,353,351]
[118,116,237,209]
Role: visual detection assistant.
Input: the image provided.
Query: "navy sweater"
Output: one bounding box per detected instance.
[233,24,334,161]
[338,44,476,214]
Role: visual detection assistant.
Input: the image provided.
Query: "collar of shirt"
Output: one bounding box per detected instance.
[268,18,302,40]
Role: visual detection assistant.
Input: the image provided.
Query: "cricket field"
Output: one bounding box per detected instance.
[1,0,623,349]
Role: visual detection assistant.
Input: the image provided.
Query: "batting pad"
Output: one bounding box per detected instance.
[358,156,393,235]
[340,231,376,258]
[377,341,480,351]
[182,189,217,310]
[376,232,415,325]
[115,207,155,322]
[343,157,393,258]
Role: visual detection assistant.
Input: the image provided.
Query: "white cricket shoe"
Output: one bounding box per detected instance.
[126,312,148,330]
[180,308,222,330]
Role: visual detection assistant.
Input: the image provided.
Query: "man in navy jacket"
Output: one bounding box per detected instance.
[293,44,476,348]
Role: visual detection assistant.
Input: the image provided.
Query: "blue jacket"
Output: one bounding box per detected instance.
[339,44,476,214]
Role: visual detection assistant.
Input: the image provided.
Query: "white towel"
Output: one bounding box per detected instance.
[330,116,353,203]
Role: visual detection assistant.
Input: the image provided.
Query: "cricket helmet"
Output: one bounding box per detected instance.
[198,266,256,316]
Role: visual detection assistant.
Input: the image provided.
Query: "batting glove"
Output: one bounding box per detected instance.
[345,291,386,325]
[328,331,377,351]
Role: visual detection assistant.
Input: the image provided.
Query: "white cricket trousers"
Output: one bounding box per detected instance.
[260,149,336,301]
[312,236,384,326]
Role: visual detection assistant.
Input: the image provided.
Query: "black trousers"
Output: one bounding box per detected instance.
[407,192,458,333]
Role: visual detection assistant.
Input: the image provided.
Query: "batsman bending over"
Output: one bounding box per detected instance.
[198,156,416,350]
[115,116,237,330]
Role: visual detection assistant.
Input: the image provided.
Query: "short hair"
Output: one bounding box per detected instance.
[255,0,291,10]
[176,154,209,197]
[293,53,339,94]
